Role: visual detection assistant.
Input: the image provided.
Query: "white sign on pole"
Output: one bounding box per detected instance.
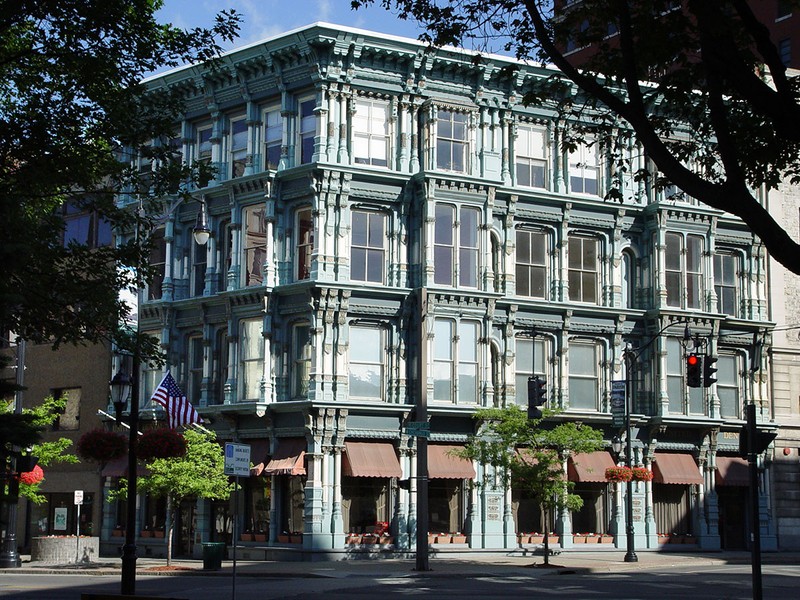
[74,490,84,505]
[224,443,251,477]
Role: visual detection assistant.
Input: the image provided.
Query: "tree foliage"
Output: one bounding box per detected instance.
[355,0,800,275]
[136,428,234,564]
[0,1,240,350]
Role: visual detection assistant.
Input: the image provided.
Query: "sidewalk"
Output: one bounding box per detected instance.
[10,549,796,578]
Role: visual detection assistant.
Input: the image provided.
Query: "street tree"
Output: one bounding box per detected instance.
[134,428,234,565]
[354,0,800,275]
[0,1,240,349]
[458,405,604,565]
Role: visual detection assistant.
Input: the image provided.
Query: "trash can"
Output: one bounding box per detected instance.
[202,542,225,570]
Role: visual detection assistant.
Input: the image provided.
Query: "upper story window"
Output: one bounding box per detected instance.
[191,233,206,297]
[351,209,385,284]
[349,325,384,401]
[242,205,267,287]
[568,236,599,304]
[240,318,263,402]
[433,318,479,404]
[188,336,204,405]
[717,354,740,418]
[298,98,316,165]
[434,204,480,288]
[621,250,635,308]
[353,98,390,167]
[62,200,111,249]
[568,340,600,410]
[291,322,311,399]
[714,252,739,317]
[213,328,228,405]
[779,38,792,66]
[263,106,282,171]
[436,109,469,172]
[568,140,600,196]
[147,230,166,301]
[665,337,703,415]
[296,207,313,281]
[51,387,80,431]
[229,115,248,178]
[515,124,548,189]
[516,229,548,299]
[665,232,703,309]
[515,337,547,406]
[196,123,213,165]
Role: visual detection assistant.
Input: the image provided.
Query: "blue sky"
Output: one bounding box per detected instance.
[156,0,428,53]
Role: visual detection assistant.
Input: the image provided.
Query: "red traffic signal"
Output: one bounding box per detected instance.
[686,353,703,388]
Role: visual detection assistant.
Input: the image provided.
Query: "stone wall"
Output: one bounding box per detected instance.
[31,536,99,563]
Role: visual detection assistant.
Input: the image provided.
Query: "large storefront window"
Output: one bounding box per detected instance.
[428,480,464,534]
[571,483,610,534]
[342,479,391,533]
[29,492,95,537]
[279,476,306,536]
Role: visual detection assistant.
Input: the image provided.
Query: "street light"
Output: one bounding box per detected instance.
[113,194,210,595]
[622,347,638,563]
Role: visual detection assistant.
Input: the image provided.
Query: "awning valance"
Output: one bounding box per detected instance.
[343,441,402,478]
[100,456,147,478]
[715,456,750,487]
[568,451,616,483]
[264,438,306,476]
[428,445,476,480]
[248,440,270,476]
[653,452,703,485]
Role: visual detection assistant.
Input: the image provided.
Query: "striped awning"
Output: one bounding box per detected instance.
[653,452,703,485]
[568,452,616,483]
[715,456,750,487]
[263,438,306,476]
[343,441,402,478]
[427,445,476,480]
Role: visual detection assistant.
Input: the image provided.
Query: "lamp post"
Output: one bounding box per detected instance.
[112,194,209,595]
[622,347,638,563]
[0,338,25,569]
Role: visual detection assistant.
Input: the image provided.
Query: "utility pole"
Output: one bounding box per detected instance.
[415,288,430,572]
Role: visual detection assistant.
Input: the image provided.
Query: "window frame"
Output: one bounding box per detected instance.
[716,353,740,418]
[515,123,548,189]
[350,209,386,284]
[568,235,599,304]
[296,207,313,281]
[229,114,248,179]
[436,109,470,173]
[263,105,282,171]
[239,318,263,402]
[515,336,548,406]
[353,97,391,168]
[291,322,311,400]
[516,229,548,299]
[567,340,601,411]
[568,139,600,196]
[348,324,385,401]
[432,318,480,405]
[665,232,704,309]
[195,122,213,165]
[297,97,316,165]
[242,205,267,287]
[714,252,740,317]
[433,203,480,288]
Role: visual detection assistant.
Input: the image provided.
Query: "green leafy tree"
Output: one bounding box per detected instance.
[0,1,240,350]
[354,0,800,275]
[135,428,234,565]
[1,396,78,504]
[459,405,604,564]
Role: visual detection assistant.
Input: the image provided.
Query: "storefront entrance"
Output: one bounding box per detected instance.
[718,486,748,550]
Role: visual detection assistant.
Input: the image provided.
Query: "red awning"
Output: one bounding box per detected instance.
[653,452,703,485]
[568,452,616,483]
[100,456,147,477]
[343,441,402,478]
[264,438,306,476]
[248,440,270,476]
[715,456,750,487]
[428,445,476,479]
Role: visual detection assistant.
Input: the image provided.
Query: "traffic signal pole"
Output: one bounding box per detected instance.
[745,402,763,600]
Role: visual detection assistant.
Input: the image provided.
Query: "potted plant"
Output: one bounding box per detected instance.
[278,532,290,543]
[77,429,127,463]
[451,532,467,544]
[112,525,124,538]
[290,531,302,544]
[140,526,152,538]
[530,532,544,544]
[427,532,437,544]
[600,533,614,544]
[253,530,266,542]
[631,466,654,482]
[153,526,165,539]
[240,530,254,542]
[605,466,633,482]
[573,533,587,543]
[345,533,362,545]
[547,532,559,545]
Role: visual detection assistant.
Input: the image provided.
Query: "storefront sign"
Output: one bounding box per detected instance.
[486,495,502,521]
[224,443,251,477]
[54,507,68,531]
[611,380,626,428]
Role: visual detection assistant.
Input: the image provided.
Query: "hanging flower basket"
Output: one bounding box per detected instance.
[77,429,128,463]
[136,428,186,461]
[605,466,633,482]
[631,467,654,481]
[18,464,44,485]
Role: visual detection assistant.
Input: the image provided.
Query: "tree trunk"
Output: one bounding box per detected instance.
[165,496,174,566]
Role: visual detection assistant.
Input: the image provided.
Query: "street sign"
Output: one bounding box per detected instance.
[224,443,251,477]
[406,421,431,438]
[73,490,84,505]
[611,380,626,429]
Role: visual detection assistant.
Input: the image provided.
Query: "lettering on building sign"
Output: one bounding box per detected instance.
[486,495,502,521]
[722,431,740,440]
[631,497,644,522]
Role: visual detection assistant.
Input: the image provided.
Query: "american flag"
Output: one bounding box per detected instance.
[150,371,201,429]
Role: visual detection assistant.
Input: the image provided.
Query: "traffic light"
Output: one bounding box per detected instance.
[738,425,778,457]
[527,376,547,419]
[703,355,718,388]
[686,353,703,388]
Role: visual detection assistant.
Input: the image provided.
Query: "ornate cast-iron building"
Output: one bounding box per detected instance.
[104,23,778,559]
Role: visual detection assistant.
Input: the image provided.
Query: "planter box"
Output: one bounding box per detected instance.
[573,535,586,543]
[278,534,290,543]
[346,534,362,545]
[451,535,467,544]
[111,529,124,538]
[586,535,600,543]
[362,535,379,545]
[31,536,99,563]
[547,536,559,545]
[253,534,267,542]
[289,534,302,544]
[240,533,254,542]
[153,531,165,539]
[530,535,544,544]
[600,535,614,544]
[140,531,152,538]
